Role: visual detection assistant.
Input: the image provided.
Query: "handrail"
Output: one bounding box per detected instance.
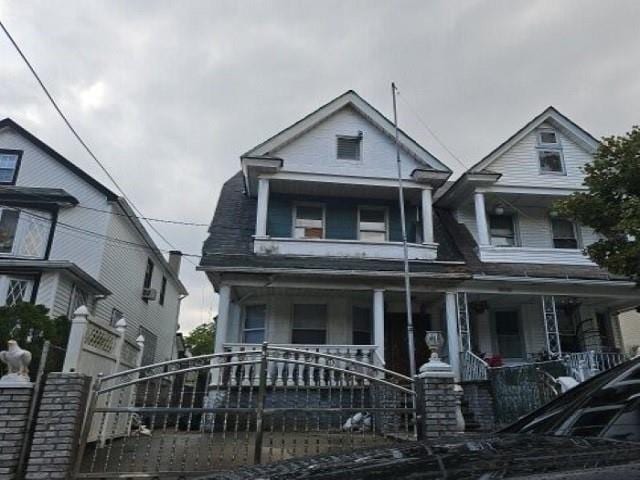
[460,350,489,381]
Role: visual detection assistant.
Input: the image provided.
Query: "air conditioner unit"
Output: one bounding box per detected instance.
[142,288,157,301]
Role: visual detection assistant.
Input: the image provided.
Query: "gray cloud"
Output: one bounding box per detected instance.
[1,0,639,332]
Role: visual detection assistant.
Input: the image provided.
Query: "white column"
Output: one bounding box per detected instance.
[214,284,232,354]
[421,187,434,244]
[474,191,490,246]
[255,177,270,238]
[62,306,89,373]
[373,289,385,365]
[445,292,461,380]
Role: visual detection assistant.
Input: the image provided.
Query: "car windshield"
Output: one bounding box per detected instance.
[504,357,640,442]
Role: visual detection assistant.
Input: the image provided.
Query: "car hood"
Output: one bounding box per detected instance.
[196,434,640,479]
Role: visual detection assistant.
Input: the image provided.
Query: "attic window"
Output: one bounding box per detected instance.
[536,129,565,174]
[337,135,361,160]
[538,130,559,146]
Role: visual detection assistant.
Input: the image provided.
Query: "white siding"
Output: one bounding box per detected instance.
[272,106,425,180]
[94,203,181,362]
[487,124,592,189]
[35,272,58,313]
[618,310,640,356]
[51,274,74,318]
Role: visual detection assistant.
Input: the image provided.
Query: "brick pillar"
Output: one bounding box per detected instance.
[0,382,33,480]
[417,360,464,438]
[25,373,91,480]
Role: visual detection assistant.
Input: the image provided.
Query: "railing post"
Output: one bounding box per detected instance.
[135,334,145,367]
[414,374,425,441]
[112,317,127,374]
[63,305,89,372]
[253,342,268,465]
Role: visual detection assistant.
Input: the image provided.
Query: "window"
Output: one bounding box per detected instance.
[495,311,523,359]
[0,209,19,253]
[539,150,564,173]
[110,308,124,327]
[68,284,90,316]
[294,205,324,239]
[139,326,157,366]
[352,306,372,345]
[538,130,559,146]
[552,218,579,249]
[142,259,154,301]
[489,214,517,247]
[159,276,167,306]
[358,207,387,242]
[5,278,32,306]
[337,135,361,160]
[243,305,266,343]
[292,304,327,344]
[0,150,21,184]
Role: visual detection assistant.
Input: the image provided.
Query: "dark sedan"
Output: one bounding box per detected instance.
[199,357,640,479]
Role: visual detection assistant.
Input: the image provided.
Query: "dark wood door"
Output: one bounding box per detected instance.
[385,312,431,376]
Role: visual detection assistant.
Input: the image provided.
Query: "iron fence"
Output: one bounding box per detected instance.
[74,343,417,479]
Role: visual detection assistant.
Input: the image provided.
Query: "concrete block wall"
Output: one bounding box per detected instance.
[0,384,33,480]
[25,373,91,480]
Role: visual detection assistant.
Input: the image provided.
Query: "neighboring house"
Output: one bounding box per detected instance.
[199,91,639,380]
[619,310,640,357]
[0,118,188,364]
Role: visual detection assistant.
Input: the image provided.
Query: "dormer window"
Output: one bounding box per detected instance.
[0,150,22,185]
[337,135,361,161]
[537,129,565,174]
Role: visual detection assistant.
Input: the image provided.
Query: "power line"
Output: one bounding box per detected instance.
[0,19,197,267]
[396,89,468,171]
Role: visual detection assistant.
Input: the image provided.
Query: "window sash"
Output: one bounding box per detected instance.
[0,154,18,184]
[359,207,387,241]
[538,130,559,146]
[539,150,564,173]
[294,205,325,239]
[552,219,579,249]
[489,215,516,246]
[5,277,33,306]
[243,305,266,343]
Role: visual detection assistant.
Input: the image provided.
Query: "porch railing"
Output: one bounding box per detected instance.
[564,351,628,382]
[224,343,380,366]
[460,350,489,381]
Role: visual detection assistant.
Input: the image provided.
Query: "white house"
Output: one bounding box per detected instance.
[0,118,188,364]
[199,91,638,380]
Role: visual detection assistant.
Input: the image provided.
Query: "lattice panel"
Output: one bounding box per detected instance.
[6,279,29,305]
[457,292,471,352]
[84,323,117,354]
[542,295,562,357]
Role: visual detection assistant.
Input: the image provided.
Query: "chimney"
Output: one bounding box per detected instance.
[168,250,182,276]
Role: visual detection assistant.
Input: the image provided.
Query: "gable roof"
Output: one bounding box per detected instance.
[242,90,452,173]
[469,106,600,173]
[0,118,119,201]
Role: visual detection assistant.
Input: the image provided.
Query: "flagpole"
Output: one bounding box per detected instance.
[391,82,416,379]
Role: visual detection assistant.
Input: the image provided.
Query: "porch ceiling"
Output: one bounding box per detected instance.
[467,292,634,311]
[269,178,423,202]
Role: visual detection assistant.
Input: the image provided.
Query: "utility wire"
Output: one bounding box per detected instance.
[0,19,197,267]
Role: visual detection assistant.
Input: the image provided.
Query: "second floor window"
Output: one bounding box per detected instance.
[489,214,517,247]
[0,209,19,253]
[243,304,266,343]
[294,205,324,239]
[359,207,387,242]
[292,304,327,344]
[0,151,21,184]
[337,135,361,160]
[142,259,154,302]
[552,218,579,249]
[159,276,167,305]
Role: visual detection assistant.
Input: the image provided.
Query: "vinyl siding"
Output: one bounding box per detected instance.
[487,124,593,190]
[272,106,427,179]
[618,310,640,355]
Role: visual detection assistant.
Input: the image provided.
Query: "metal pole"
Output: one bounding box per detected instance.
[392,82,417,379]
[253,342,268,465]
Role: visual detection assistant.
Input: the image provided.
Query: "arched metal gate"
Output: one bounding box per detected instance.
[73,344,417,479]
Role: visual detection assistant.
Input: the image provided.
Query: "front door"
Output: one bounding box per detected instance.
[494,311,524,360]
[385,312,431,375]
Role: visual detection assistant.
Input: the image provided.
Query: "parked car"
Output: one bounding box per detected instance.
[199,357,640,479]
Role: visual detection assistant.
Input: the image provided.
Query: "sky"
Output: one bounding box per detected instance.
[1,0,639,334]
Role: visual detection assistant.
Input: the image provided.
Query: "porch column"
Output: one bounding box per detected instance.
[421,187,434,244]
[373,289,385,365]
[474,191,490,246]
[214,284,231,354]
[445,292,461,379]
[255,177,270,238]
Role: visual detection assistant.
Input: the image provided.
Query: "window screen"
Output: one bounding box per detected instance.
[489,215,516,247]
[337,136,361,160]
[359,208,386,242]
[552,219,578,249]
[294,205,324,239]
[292,304,327,344]
[243,305,266,343]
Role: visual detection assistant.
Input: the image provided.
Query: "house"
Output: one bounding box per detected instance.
[0,118,188,365]
[199,91,639,381]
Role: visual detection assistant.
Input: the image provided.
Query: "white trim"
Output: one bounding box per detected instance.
[255,178,270,238]
[254,236,438,260]
[476,184,587,196]
[537,148,567,176]
[478,245,595,265]
[265,170,427,189]
[242,91,451,172]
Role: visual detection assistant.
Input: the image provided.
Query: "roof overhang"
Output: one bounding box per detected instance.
[436,171,502,207]
[240,156,283,196]
[0,259,111,296]
[410,169,452,189]
[0,186,78,208]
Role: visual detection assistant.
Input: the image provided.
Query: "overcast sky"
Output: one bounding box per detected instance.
[1,0,639,333]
